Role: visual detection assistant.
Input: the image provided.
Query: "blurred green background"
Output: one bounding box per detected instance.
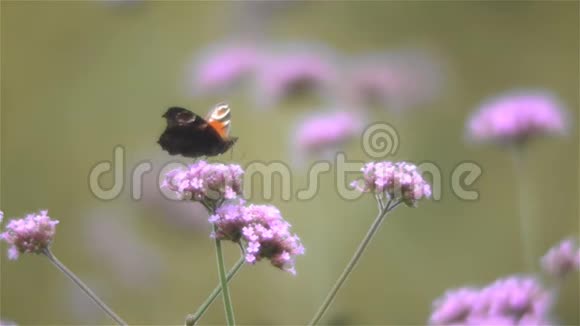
[1,1,578,325]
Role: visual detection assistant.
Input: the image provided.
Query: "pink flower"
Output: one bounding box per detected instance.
[429,288,481,325]
[162,161,244,207]
[429,276,554,326]
[254,48,337,107]
[208,203,248,242]
[0,210,59,260]
[478,277,553,322]
[190,44,261,94]
[209,203,305,274]
[293,110,361,155]
[346,51,443,111]
[541,238,580,279]
[467,91,568,145]
[465,315,517,326]
[351,161,431,207]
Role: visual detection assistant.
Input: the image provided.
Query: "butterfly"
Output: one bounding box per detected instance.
[158,103,238,158]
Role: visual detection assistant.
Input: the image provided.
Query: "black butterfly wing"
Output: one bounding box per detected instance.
[158,117,228,158]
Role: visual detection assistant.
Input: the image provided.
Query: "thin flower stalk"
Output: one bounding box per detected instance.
[165,161,304,324]
[511,148,535,271]
[310,161,431,325]
[465,90,569,271]
[185,255,245,326]
[164,162,244,325]
[199,200,237,326]
[1,210,127,325]
[309,199,401,325]
[212,223,236,326]
[42,248,128,326]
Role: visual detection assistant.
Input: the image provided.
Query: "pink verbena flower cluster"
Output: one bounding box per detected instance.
[255,51,336,106]
[192,44,261,94]
[294,110,361,154]
[0,210,59,260]
[162,161,244,205]
[188,43,445,113]
[346,51,443,111]
[209,203,305,275]
[541,238,580,279]
[429,276,553,326]
[162,161,305,274]
[351,161,431,207]
[467,91,567,145]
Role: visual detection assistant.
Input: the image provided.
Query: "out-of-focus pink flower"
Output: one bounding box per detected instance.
[254,49,338,107]
[465,315,517,326]
[293,110,361,155]
[162,161,244,207]
[479,277,553,322]
[467,91,568,145]
[0,210,59,260]
[429,288,481,325]
[346,51,443,111]
[209,203,305,274]
[351,161,431,207]
[541,238,580,279]
[429,276,554,326]
[190,44,261,94]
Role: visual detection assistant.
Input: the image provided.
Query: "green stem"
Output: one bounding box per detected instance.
[511,147,534,271]
[212,224,236,325]
[309,200,401,325]
[186,255,245,326]
[42,248,128,326]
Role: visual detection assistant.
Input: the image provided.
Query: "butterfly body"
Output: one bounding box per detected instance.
[158,104,238,158]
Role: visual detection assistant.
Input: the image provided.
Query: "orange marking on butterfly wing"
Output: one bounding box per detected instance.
[206,103,231,139]
[208,120,230,139]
